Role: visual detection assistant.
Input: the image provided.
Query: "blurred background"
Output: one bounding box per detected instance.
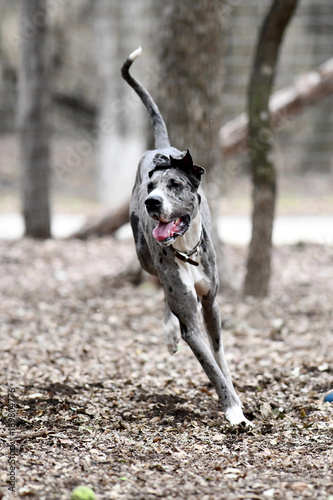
[0,0,332,240]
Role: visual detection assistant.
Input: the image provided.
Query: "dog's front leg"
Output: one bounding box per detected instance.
[182,325,249,425]
[201,294,253,426]
[167,290,249,425]
[201,294,238,397]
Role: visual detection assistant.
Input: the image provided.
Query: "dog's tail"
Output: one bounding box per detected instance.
[121,47,170,150]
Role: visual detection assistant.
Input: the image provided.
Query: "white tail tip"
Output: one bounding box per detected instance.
[129,46,142,62]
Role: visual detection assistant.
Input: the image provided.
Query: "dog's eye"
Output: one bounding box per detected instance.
[168,179,182,190]
[147,182,155,194]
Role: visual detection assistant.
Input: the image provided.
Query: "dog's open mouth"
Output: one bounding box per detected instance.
[152,215,190,243]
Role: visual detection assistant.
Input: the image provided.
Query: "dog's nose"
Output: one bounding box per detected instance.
[145,195,163,211]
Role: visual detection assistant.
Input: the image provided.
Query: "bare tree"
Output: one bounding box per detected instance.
[244,0,299,297]
[154,0,235,286]
[17,0,51,238]
[155,2,226,167]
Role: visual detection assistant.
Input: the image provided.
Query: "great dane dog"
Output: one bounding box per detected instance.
[122,47,251,426]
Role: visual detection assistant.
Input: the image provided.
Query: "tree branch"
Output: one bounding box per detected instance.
[220,57,333,157]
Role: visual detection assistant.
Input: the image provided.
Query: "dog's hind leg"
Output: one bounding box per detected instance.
[164,303,181,355]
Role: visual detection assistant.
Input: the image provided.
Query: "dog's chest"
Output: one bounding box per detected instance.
[176,259,210,297]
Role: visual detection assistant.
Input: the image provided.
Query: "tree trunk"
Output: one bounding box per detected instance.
[155,0,235,287]
[155,2,226,168]
[244,0,298,297]
[18,0,51,238]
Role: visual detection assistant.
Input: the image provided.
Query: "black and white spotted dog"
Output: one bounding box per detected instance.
[122,47,251,426]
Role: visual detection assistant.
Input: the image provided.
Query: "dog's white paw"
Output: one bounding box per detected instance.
[225,406,254,427]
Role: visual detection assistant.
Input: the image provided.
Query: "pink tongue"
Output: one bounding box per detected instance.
[153,221,175,242]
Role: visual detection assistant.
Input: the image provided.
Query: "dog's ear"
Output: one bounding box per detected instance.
[149,154,171,178]
[153,154,171,167]
[170,150,205,188]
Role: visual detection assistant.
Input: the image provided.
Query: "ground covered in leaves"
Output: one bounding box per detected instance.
[0,236,332,500]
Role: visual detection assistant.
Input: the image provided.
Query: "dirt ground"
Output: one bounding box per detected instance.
[0,236,332,500]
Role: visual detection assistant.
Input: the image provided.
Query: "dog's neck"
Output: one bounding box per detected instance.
[172,212,202,255]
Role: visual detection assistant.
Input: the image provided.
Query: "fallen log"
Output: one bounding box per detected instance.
[71,58,333,239]
[71,200,129,240]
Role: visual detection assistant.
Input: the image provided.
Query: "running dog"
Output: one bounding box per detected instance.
[121,47,251,425]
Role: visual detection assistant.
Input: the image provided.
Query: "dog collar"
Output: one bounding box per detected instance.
[171,230,203,266]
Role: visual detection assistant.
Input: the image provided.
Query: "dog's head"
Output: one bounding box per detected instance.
[145,150,205,246]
